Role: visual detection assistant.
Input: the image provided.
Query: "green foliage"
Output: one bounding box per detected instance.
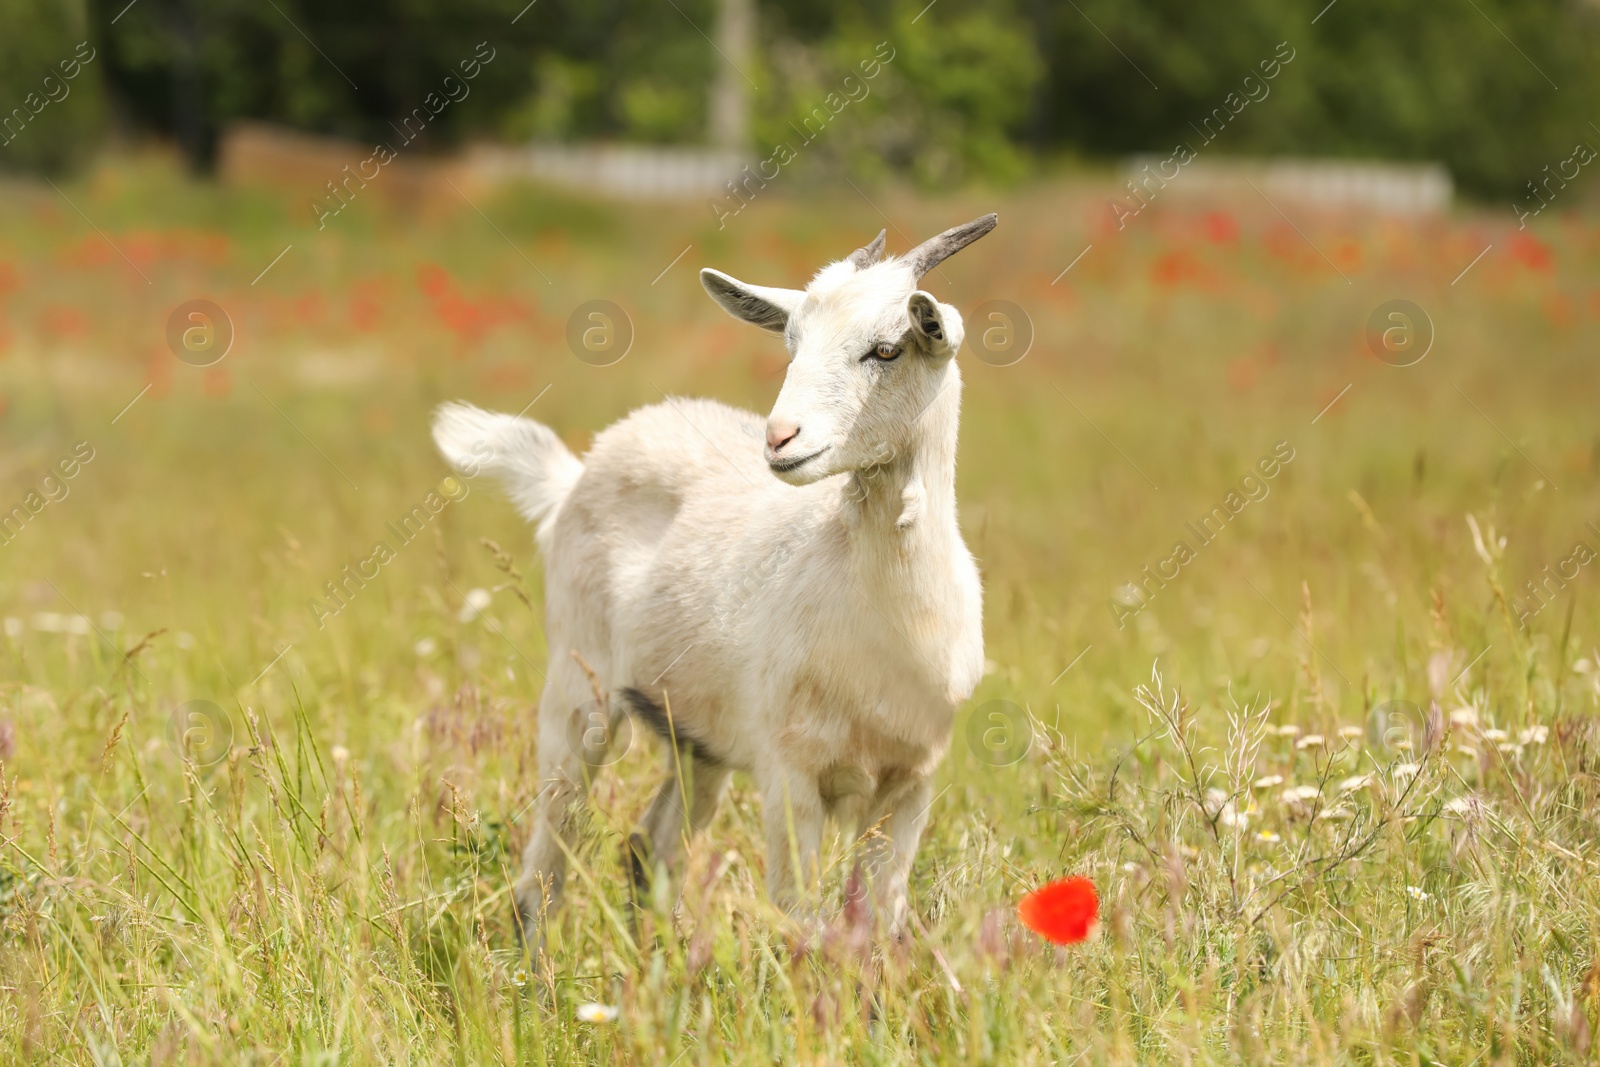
[96,0,541,167]
[1295,0,1600,197]
[1033,0,1600,197]
[0,0,107,174]
[616,77,705,144]
[754,1,1044,185]
[879,3,1042,185]
[509,0,718,143]
[498,55,602,143]
[23,0,1600,196]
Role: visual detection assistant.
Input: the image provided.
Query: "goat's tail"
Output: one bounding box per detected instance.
[431,401,583,545]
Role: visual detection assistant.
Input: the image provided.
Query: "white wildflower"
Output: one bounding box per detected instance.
[31,612,67,633]
[1204,788,1228,813]
[458,588,493,623]
[1448,706,1479,728]
[1406,885,1430,901]
[414,637,438,658]
[3,617,21,638]
[1496,743,1523,756]
[1220,799,1256,829]
[1275,724,1302,738]
[1282,785,1321,804]
[1444,795,1487,818]
[1295,734,1326,750]
[1465,514,1504,565]
[1575,659,1594,675]
[1255,830,1281,843]
[1338,725,1363,740]
[576,1002,619,1024]
[1392,762,1421,778]
[1482,728,1508,742]
[1252,774,1284,790]
[1518,725,1548,746]
[1337,775,1372,793]
[1112,584,1144,607]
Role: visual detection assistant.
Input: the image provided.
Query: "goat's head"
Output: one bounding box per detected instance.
[700,214,997,485]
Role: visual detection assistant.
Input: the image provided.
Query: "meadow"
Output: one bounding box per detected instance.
[1,153,1598,1064]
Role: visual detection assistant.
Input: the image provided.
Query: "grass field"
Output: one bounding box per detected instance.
[1,153,1598,1064]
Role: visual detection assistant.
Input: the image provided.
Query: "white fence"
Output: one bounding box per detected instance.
[468,143,751,200]
[1122,156,1453,215]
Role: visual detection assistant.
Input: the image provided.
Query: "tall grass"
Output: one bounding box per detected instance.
[1,154,1597,1063]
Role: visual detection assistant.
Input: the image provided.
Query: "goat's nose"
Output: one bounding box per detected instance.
[766,419,800,452]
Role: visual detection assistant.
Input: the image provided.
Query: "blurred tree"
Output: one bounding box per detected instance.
[22,0,1600,197]
[0,0,108,174]
[1028,0,1600,197]
[91,0,543,170]
[758,0,1044,185]
[501,0,717,145]
[709,0,755,150]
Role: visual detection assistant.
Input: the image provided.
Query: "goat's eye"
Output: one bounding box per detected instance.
[862,342,901,363]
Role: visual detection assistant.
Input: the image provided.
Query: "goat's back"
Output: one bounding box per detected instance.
[539,398,816,683]
[590,397,768,501]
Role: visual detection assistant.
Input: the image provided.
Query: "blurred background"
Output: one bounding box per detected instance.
[3,0,1597,744]
[9,0,1600,194]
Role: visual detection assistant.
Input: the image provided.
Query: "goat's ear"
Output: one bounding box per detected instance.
[700,269,803,333]
[906,291,961,355]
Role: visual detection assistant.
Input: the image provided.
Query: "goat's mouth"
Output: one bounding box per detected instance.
[768,446,828,474]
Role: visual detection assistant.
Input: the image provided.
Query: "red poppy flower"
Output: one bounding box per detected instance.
[1018,876,1099,945]
[1200,210,1238,244]
[1509,233,1552,272]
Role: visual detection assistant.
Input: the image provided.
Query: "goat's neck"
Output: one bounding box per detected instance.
[842,369,962,551]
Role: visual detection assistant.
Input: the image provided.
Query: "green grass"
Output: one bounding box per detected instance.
[1,152,1598,1063]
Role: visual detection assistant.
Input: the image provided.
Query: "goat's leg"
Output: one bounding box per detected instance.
[857,775,934,938]
[513,674,620,956]
[626,754,730,917]
[760,768,826,926]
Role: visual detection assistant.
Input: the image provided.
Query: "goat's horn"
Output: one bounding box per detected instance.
[904,213,998,277]
[846,229,887,270]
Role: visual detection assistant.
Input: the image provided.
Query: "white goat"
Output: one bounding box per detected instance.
[432,214,996,946]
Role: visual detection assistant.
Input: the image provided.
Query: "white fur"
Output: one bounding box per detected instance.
[432,402,582,546]
[433,234,989,946]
